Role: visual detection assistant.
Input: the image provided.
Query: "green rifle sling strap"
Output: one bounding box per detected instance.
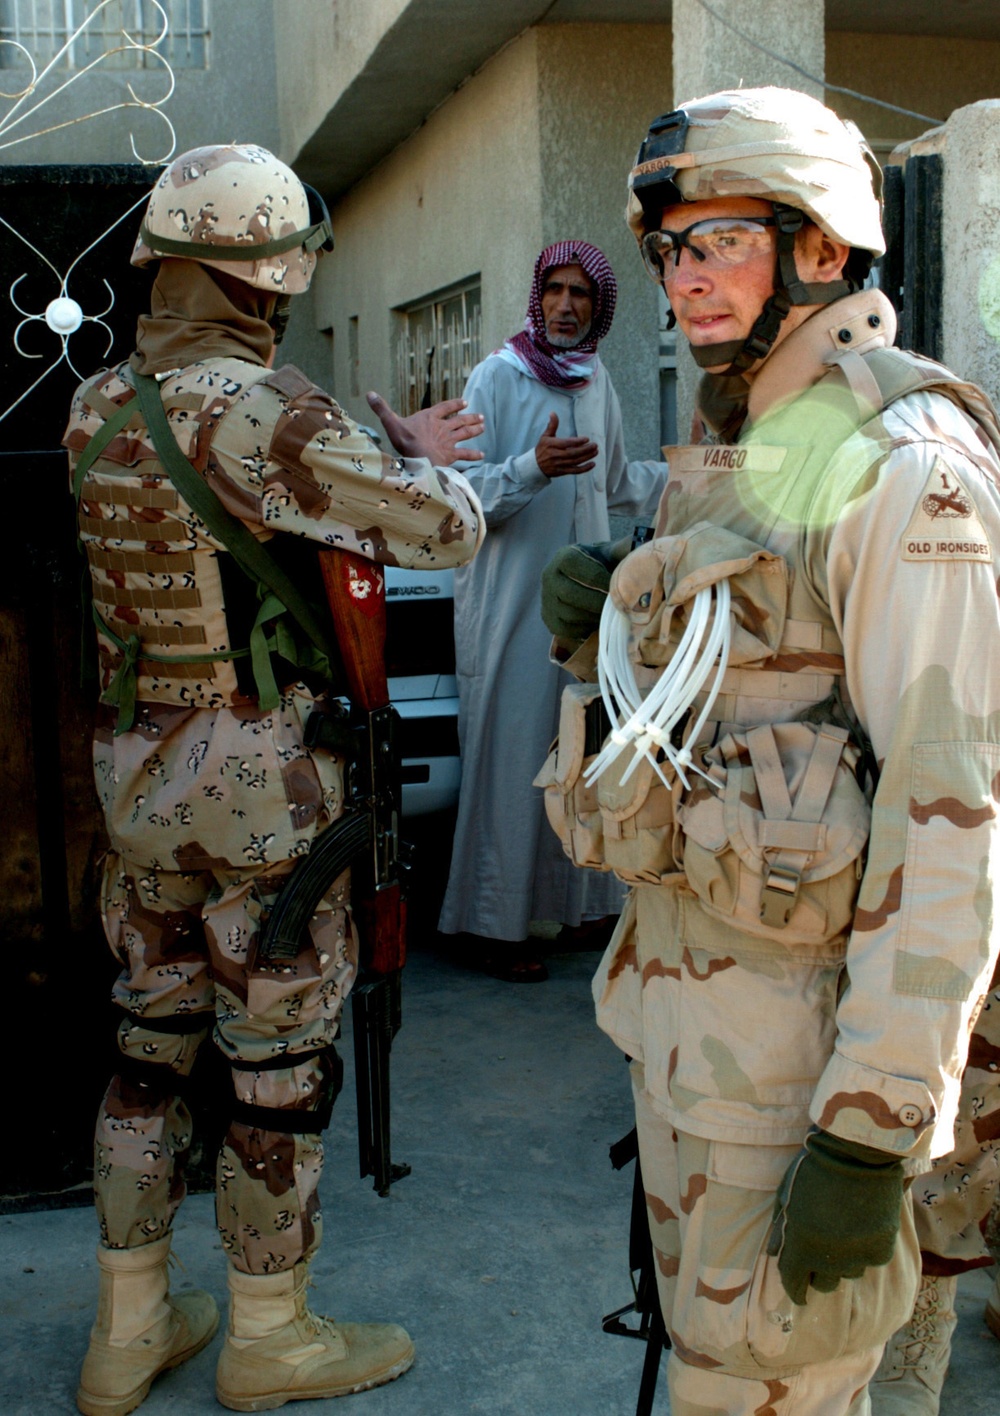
[72,390,138,502]
[130,369,341,671]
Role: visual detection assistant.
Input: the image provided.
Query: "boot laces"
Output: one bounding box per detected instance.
[300,1274,339,1341]
[895,1277,943,1371]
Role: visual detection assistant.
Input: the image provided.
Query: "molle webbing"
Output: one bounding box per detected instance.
[74,371,341,730]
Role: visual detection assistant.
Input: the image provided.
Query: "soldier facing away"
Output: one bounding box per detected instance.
[540,87,1000,1414]
[64,144,484,1414]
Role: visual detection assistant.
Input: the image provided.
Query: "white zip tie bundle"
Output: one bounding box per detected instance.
[584,580,732,792]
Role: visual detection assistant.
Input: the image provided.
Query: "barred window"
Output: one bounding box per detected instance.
[396,279,482,417]
[0,0,209,70]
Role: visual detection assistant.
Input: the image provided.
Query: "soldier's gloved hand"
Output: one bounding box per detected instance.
[541,538,630,641]
[766,1127,905,1306]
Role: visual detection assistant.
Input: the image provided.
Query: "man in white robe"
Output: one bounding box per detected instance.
[438,241,666,979]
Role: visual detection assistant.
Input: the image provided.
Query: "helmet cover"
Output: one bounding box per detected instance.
[626,87,884,260]
[132,143,332,294]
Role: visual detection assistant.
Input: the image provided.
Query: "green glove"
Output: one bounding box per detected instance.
[766,1127,905,1306]
[540,539,629,641]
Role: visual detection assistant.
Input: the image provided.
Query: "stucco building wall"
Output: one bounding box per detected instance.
[274,0,409,167]
[536,24,672,459]
[826,32,1000,153]
[315,22,672,456]
[312,32,544,430]
[938,101,1000,405]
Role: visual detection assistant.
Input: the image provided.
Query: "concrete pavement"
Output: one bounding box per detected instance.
[2,937,997,1414]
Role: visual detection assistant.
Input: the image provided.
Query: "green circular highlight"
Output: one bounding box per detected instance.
[978,256,1000,342]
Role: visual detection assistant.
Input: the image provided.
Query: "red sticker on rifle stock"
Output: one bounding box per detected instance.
[341,557,385,617]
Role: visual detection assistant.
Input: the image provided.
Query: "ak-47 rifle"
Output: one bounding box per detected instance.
[319,548,411,1197]
[258,547,410,1198]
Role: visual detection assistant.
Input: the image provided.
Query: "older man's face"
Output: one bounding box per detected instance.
[541,263,594,348]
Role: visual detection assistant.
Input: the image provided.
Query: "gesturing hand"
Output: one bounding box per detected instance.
[535,412,598,478]
[366,390,485,466]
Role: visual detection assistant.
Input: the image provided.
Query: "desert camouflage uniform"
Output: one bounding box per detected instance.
[908,955,1000,1277]
[591,288,1000,1414]
[64,355,482,1273]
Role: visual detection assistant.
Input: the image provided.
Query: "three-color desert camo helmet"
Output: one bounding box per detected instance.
[131,142,334,296]
[626,87,886,373]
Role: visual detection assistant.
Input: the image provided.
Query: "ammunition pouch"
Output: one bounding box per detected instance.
[677,720,870,946]
[535,686,682,886]
[537,525,872,927]
[228,1045,344,1135]
[535,684,611,873]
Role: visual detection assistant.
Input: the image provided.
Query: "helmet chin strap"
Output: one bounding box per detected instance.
[682,205,856,377]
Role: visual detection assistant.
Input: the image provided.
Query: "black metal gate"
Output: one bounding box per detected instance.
[0,164,155,1206]
[881,151,943,360]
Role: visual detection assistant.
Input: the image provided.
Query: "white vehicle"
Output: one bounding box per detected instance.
[384,565,461,818]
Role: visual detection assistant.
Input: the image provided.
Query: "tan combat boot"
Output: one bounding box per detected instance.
[215,1261,414,1411]
[986,1270,1000,1341]
[869,1273,958,1415]
[77,1234,219,1416]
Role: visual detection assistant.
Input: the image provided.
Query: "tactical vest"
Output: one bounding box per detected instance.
[537,344,1000,938]
[71,360,336,729]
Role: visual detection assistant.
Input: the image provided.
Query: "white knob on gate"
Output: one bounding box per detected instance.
[45,297,84,334]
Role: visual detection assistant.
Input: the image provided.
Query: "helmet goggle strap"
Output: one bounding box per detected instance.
[302,183,335,253]
[139,182,334,263]
[269,294,292,344]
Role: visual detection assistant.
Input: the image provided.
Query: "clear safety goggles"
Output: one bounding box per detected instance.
[640,216,778,282]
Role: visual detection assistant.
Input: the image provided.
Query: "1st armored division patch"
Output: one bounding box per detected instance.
[902,458,992,563]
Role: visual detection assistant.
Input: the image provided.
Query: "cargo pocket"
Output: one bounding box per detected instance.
[742,1165,919,1370]
[678,721,870,947]
[534,682,611,871]
[683,1141,920,1374]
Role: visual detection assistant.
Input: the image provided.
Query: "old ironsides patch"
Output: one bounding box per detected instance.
[902,459,992,563]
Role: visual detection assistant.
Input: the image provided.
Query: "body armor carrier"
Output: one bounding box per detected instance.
[538,344,1000,940]
[71,361,338,730]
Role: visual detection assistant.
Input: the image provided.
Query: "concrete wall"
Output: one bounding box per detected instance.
[937,102,1000,405]
[313,32,543,428]
[536,24,672,460]
[1,0,279,166]
[827,32,1000,154]
[273,0,408,167]
[674,0,824,102]
[314,22,672,457]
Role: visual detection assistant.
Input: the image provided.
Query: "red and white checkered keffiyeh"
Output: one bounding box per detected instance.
[501,240,617,390]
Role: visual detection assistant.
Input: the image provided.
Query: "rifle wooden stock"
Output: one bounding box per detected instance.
[318,549,389,714]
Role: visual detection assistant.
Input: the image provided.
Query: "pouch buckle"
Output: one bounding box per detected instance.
[759,861,801,929]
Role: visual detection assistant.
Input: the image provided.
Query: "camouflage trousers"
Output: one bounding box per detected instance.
[94,847,356,1274]
[632,1061,921,1416]
[910,958,1000,1276]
